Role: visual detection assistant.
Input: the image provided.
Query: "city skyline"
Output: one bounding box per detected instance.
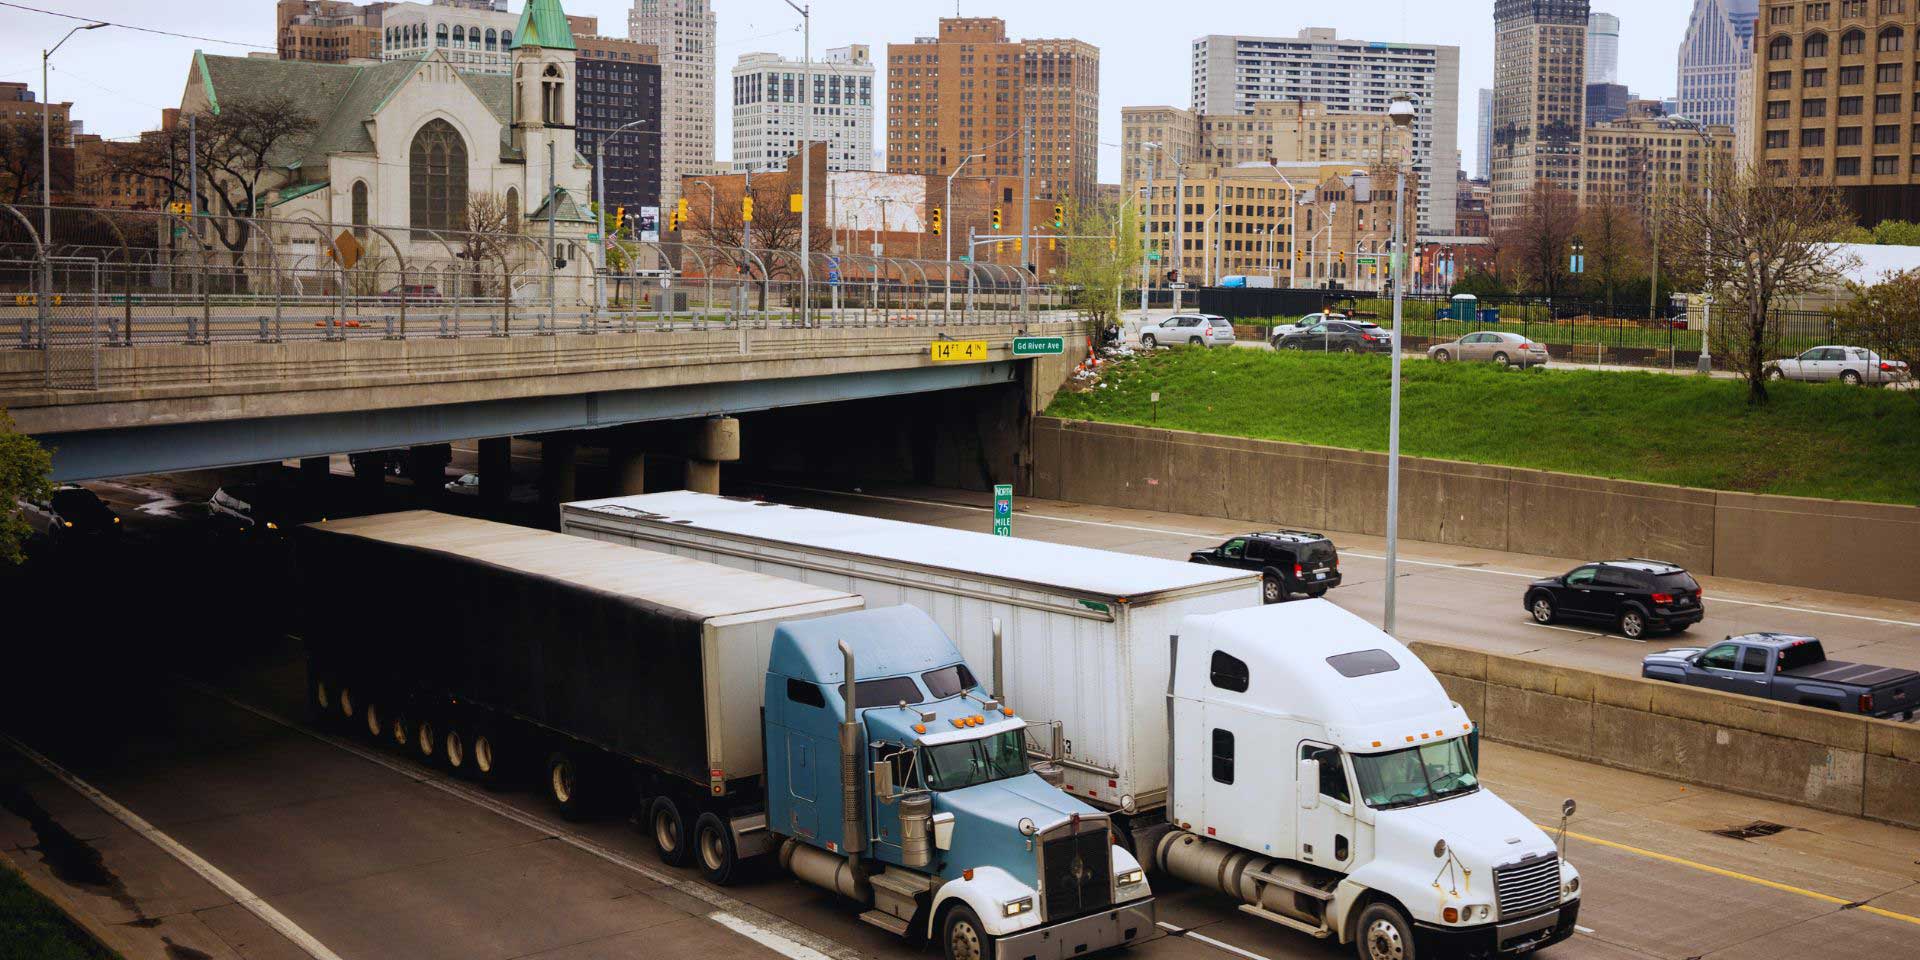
[2,0,1697,184]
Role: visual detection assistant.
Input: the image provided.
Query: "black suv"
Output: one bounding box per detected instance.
[1189,531,1341,603]
[1524,559,1705,639]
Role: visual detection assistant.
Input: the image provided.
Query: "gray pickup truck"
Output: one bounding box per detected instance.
[1642,633,1919,720]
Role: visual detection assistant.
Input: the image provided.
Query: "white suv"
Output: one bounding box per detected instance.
[1139,314,1235,349]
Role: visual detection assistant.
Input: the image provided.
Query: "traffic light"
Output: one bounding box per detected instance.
[1052,204,1065,228]
[789,193,803,214]
[1015,237,1023,252]
[1108,236,1117,253]
[996,241,1005,255]
[992,207,1003,230]
[676,197,688,224]
[742,195,754,222]
[612,205,626,235]
[1168,269,1180,285]
[930,205,943,235]
[1048,236,1056,251]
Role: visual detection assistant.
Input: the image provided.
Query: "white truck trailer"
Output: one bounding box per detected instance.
[560,492,1582,959]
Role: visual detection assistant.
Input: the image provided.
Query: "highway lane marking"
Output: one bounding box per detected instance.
[1556,826,1920,928]
[2,734,347,960]
[1156,921,1276,960]
[755,484,1920,629]
[191,683,864,960]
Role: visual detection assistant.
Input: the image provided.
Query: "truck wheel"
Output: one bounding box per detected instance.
[651,796,693,867]
[941,903,996,960]
[1618,608,1647,640]
[310,674,335,726]
[1262,576,1284,604]
[362,699,386,743]
[1355,901,1416,960]
[414,716,440,765]
[471,723,509,790]
[694,812,741,885]
[443,727,469,775]
[546,751,591,821]
[337,684,360,728]
[389,709,412,751]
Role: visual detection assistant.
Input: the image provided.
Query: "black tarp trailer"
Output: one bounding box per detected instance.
[291,510,862,876]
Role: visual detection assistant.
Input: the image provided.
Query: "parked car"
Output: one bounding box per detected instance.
[1271,319,1391,353]
[1642,633,1919,719]
[443,472,538,504]
[1271,311,1339,342]
[1763,346,1911,385]
[379,284,443,304]
[1524,558,1704,639]
[1428,331,1549,367]
[1188,530,1342,603]
[18,485,120,545]
[208,483,313,535]
[1139,314,1236,348]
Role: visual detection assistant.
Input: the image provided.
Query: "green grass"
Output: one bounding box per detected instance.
[0,864,120,960]
[1045,347,1920,505]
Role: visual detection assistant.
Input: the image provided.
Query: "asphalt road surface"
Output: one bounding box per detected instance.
[4,472,1918,960]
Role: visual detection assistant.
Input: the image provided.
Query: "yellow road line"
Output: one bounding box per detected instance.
[1554,826,1920,928]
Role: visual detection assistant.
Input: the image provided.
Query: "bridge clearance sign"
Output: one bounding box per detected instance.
[930,340,989,363]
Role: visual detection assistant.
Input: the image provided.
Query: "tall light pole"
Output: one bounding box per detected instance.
[1170,146,1185,312]
[690,178,717,243]
[594,118,655,314]
[42,21,108,247]
[1138,142,1160,322]
[1268,164,1300,288]
[1384,93,1416,637]
[944,151,983,320]
[781,0,812,327]
[1673,116,1717,374]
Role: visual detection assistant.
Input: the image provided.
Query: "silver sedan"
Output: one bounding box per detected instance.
[1427,331,1549,367]
[1763,346,1912,385]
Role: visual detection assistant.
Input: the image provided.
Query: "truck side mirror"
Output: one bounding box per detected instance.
[1297,758,1320,810]
[872,757,896,801]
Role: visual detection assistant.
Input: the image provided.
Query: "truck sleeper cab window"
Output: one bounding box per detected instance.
[1210,651,1250,692]
[786,678,827,708]
[842,676,923,707]
[1212,729,1235,784]
[921,663,978,699]
[923,730,1028,790]
[1351,738,1478,809]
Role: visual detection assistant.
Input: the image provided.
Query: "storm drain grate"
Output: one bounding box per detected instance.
[1710,821,1791,840]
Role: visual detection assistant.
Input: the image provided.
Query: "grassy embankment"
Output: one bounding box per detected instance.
[0,864,119,960]
[1045,347,1920,506]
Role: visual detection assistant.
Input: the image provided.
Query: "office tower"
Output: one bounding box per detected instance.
[1676,0,1757,129]
[1490,0,1589,225]
[732,46,874,173]
[1476,87,1494,180]
[1587,11,1621,84]
[629,0,715,214]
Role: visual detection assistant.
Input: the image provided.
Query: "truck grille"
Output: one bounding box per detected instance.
[1040,826,1112,920]
[1493,853,1560,919]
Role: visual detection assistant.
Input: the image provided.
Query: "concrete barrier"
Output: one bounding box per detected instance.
[1030,418,1920,601]
[1410,640,1920,829]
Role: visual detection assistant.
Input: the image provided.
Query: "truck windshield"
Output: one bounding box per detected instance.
[1351,738,1480,810]
[922,730,1028,791]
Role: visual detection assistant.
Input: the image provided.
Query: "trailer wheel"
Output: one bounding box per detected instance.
[310,674,334,726]
[337,684,359,726]
[694,812,741,885]
[471,723,508,790]
[389,710,412,751]
[362,700,386,742]
[941,903,996,960]
[650,796,692,867]
[415,716,440,765]
[1355,901,1416,960]
[547,751,590,821]
[443,727,468,775]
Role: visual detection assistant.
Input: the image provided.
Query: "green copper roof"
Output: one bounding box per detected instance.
[511,0,576,51]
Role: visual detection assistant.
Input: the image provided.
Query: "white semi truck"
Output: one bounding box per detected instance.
[560,492,1582,959]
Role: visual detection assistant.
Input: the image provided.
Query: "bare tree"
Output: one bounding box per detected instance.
[0,120,51,205]
[1834,268,1920,404]
[1666,159,1858,403]
[111,96,317,254]
[459,191,525,298]
[1493,183,1580,300]
[680,171,826,278]
[1578,195,1649,319]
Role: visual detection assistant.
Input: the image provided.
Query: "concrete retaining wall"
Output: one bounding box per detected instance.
[1411,641,1920,829]
[1030,418,1920,601]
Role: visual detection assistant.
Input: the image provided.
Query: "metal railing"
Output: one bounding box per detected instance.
[0,205,1078,382]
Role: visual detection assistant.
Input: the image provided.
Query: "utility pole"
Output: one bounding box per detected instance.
[1383,93,1416,637]
[782,0,812,328]
[1019,115,1032,319]
[547,139,558,324]
[1138,143,1158,323]
[1171,146,1185,312]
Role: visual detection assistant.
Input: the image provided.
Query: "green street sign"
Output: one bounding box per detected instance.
[1357,256,1378,266]
[587,233,602,242]
[959,254,972,262]
[993,483,1013,537]
[1148,252,1161,262]
[1012,336,1064,357]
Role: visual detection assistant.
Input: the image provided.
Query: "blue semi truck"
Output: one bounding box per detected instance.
[295,512,1152,960]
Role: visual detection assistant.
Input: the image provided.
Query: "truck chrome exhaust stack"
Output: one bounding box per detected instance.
[838,640,866,858]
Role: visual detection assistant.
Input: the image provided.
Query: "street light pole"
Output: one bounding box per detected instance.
[1138,142,1159,323]
[945,152,983,320]
[781,0,813,328]
[42,22,108,248]
[1384,93,1416,637]
[594,117,654,315]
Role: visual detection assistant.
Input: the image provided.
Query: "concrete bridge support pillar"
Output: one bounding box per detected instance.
[612,446,647,496]
[405,444,452,500]
[351,452,386,493]
[542,436,579,508]
[683,417,739,495]
[478,437,512,506]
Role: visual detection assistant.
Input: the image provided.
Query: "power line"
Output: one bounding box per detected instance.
[0,1,275,51]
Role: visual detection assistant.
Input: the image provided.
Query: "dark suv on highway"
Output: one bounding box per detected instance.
[1524,559,1704,640]
[1189,530,1341,603]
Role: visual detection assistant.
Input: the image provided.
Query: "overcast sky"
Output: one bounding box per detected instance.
[0,0,1696,180]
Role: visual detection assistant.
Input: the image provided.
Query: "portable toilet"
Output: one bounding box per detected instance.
[1450,293,1478,323]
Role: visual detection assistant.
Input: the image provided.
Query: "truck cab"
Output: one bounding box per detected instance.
[1159,601,1580,959]
[765,606,1154,960]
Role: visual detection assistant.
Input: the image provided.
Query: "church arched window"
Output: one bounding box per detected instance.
[410,120,468,236]
[351,181,369,241]
[436,23,449,48]
[501,30,513,49]
[506,187,520,233]
[486,28,498,52]
[542,63,566,125]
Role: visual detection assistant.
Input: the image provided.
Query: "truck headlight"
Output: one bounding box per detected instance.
[1117,868,1145,887]
[1563,876,1580,897]
[1001,896,1034,917]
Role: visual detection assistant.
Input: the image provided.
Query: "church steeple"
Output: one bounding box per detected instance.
[511,0,577,51]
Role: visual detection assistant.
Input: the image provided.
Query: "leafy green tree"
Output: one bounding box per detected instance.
[1058,198,1142,326]
[0,410,53,565]
[1834,269,1920,404]
[1872,220,1920,246]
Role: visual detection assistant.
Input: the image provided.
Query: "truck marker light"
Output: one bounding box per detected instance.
[1443,907,1459,923]
[1406,736,1416,743]
[951,719,965,728]
[1207,827,1216,836]
[963,869,975,881]
[914,724,927,734]
[1420,733,1430,740]
[1109,779,1118,788]
[1372,741,1382,747]
[1001,708,1015,717]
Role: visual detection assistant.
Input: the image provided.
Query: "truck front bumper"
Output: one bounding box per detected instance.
[999,898,1155,960]
[1413,899,1578,957]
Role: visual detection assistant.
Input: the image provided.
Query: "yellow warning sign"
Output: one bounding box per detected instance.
[930,340,989,363]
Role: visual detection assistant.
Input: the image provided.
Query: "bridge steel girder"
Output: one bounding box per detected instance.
[34,362,1021,482]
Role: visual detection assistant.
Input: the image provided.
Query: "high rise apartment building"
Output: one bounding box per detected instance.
[630,0,715,214]
[1490,0,1590,224]
[1188,29,1459,234]
[1199,101,1404,167]
[1580,112,1732,220]
[1587,11,1621,84]
[885,18,1101,206]
[732,46,875,173]
[277,0,394,63]
[573,19,662,218]
[1121,106,1200,195]
[1677,0,1758,129]
[1754,0,1920,222]
[1476,88,1494,180]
